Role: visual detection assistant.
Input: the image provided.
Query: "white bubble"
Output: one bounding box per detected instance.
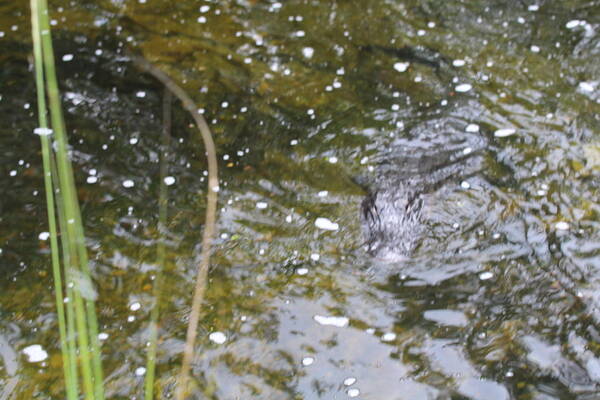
[135,367,146,376]
[209,331,227,344]
[136,91,146,98]
[199,5,210,12]
[297,267,308,275]
[122,179,135,188]
[455,84,472,93]
[164,176,175,186]
[221,101,229,108]
[256,201,268,209]
[87,176,98,184]
[38,232,50,241]
[453,59,466,67]
[347,388,360,398]
[494,128,516,137]
[129,302,141,311]
[528,4,539,11]
[530,45,540,53]
[393,62,410,72]
[129,137,138,145]
[98,332,109,340]
[328,156,338,164]
[314,315,349,327]
[315,217,339,231]
[310,253,320,261]
[461,181,471,189]
[555,221,570,230]
[318,191,328,197]
[22,345,48,362]
[295,30,305,37]
[62,54,74,62]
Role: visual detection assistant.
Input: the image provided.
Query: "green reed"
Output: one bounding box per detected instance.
[30,0,105,398]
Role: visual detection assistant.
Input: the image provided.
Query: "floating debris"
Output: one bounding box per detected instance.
[465,124,479,133]
[302,356,314,366]
[344,377,357,386]
[22,345,48,363]
[455,84,472,92]
[208,332,227,344]
[315,217,339,231]
[555,221,570,230]
[578,82,595,92]
[479,271,494,280]
[494,128,516,137]
[313,315,349,327]
[33,127,53,136]
[302,47,314,59]
[393,62,410,72]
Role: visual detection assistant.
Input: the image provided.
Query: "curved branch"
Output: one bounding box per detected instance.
[129,53,218,400]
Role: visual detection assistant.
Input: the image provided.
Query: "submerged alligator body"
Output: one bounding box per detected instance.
[361,100,487,261]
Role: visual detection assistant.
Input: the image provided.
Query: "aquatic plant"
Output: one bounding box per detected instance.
[144,89,172,400]
[31,0,218,395]
[30,0,104,398]
[130,55,219,400]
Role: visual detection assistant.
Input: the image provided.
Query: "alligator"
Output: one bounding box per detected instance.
[360,99,487,261]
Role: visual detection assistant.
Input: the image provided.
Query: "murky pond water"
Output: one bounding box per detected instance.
[2,0,600,399]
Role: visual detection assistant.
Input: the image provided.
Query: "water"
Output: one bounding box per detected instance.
[1,0,600,398]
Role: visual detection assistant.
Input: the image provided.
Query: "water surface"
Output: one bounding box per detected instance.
[1,0,600,399]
